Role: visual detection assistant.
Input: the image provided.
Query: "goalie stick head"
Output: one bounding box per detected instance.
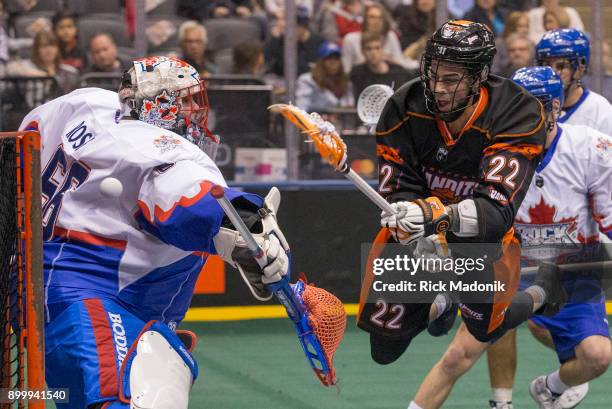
[118,56,219,158]
[291,277,347,386]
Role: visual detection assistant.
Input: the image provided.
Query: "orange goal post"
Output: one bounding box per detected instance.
[0,131,44,409]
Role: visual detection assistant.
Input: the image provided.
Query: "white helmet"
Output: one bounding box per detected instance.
[118,56,217,154]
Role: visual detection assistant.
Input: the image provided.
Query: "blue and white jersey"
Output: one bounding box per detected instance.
[515,123,611,264]
[20,88,261,325]
[559,88,612,137]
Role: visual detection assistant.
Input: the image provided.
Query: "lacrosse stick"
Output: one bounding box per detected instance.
[357,84,394,132]
[521,260,612,275]
[210,185,346,387]
[269,104,396,215]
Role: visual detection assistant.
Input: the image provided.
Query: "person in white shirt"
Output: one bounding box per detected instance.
[341,3,409,73]
[527,0,583,45]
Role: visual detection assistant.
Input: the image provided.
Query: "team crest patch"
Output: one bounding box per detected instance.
[595,136,611,159]
[154,134,181,153]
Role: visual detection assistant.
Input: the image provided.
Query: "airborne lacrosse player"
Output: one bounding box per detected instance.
[357,20,566,409]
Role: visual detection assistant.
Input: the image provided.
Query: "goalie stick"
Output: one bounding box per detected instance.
[210,185,342,387]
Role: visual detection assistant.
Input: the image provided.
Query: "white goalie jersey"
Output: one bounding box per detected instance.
[514,123,612,263]
[19,88,260,325]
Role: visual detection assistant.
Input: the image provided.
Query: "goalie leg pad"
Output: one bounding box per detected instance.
[121,321,198,409]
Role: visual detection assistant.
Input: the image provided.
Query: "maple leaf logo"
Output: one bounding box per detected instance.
[517,197,576,225]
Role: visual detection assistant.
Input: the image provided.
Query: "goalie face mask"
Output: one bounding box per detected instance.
[118,56,219,158]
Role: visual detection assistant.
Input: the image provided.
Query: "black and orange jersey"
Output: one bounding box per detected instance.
[376,75,546,243]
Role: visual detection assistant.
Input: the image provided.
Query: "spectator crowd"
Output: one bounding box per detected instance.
[0,0,610,119]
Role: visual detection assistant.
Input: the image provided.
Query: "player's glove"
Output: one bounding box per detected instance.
[413,233,451,273]
[381,197,451,245]
[214,188,290,301]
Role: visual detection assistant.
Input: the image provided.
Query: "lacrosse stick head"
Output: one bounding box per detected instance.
[269,104,348,172]
[357,84,394,127]
[292,278,347,386]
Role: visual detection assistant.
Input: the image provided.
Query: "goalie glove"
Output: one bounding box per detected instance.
[381,197,451,245]
[213,187,290,301]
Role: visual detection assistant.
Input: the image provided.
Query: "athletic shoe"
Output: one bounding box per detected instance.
[530,375,559,409]
[558,383,589,409]
[427,292,458,336]
[532,263,567,317]
[489,399,513,409]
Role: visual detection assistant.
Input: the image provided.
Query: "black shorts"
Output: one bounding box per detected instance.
[358,229,521,349]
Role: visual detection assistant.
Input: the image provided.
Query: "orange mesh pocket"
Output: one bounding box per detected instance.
[302,283,347,382]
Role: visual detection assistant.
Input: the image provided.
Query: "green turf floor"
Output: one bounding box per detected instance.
[181,317,612,409]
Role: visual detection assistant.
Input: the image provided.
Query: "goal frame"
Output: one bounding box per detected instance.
[0,131,44,409]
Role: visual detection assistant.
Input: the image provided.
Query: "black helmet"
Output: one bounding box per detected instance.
[421,20,496,121]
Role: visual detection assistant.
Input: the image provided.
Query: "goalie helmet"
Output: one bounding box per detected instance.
[421,20,496,121]
[118,56,218,155]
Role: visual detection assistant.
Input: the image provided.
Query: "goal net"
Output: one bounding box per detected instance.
[0,131,44,409]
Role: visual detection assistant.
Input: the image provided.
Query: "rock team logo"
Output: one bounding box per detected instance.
[515,197,580,261]
[595,136,611,159]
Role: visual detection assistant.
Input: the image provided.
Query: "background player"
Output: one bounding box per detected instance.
[537,28,612,135]
[357,20,565,409]
[20,56,290,409]
[487,28,612,409]
[512,66,612,409]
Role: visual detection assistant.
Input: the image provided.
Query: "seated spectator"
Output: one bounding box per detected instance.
[178,21,217,77]
[86,33,125,73]
[316,0,363,43]
[265,6,323,77]
[52,10,86,72]
[447,0,474,19]
[502,10,530,37]
[296,42,353,112]
[177,0,208,21]
[496,33,534,78]
[341,3,406,73]
[543,7,570,32]
[528,0,583,45]
[350,32,412,101]
[264,0,313,20]
[464,0,506,37]
[395,0,436,51]
[6,30,79,93]
[208,0,255,18]
[496,0,538,14]
[233,40,265,75]
[492,11,529,75]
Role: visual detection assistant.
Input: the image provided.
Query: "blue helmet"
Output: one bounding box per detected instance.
[511,66,564,112]
[535,28,590,70]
